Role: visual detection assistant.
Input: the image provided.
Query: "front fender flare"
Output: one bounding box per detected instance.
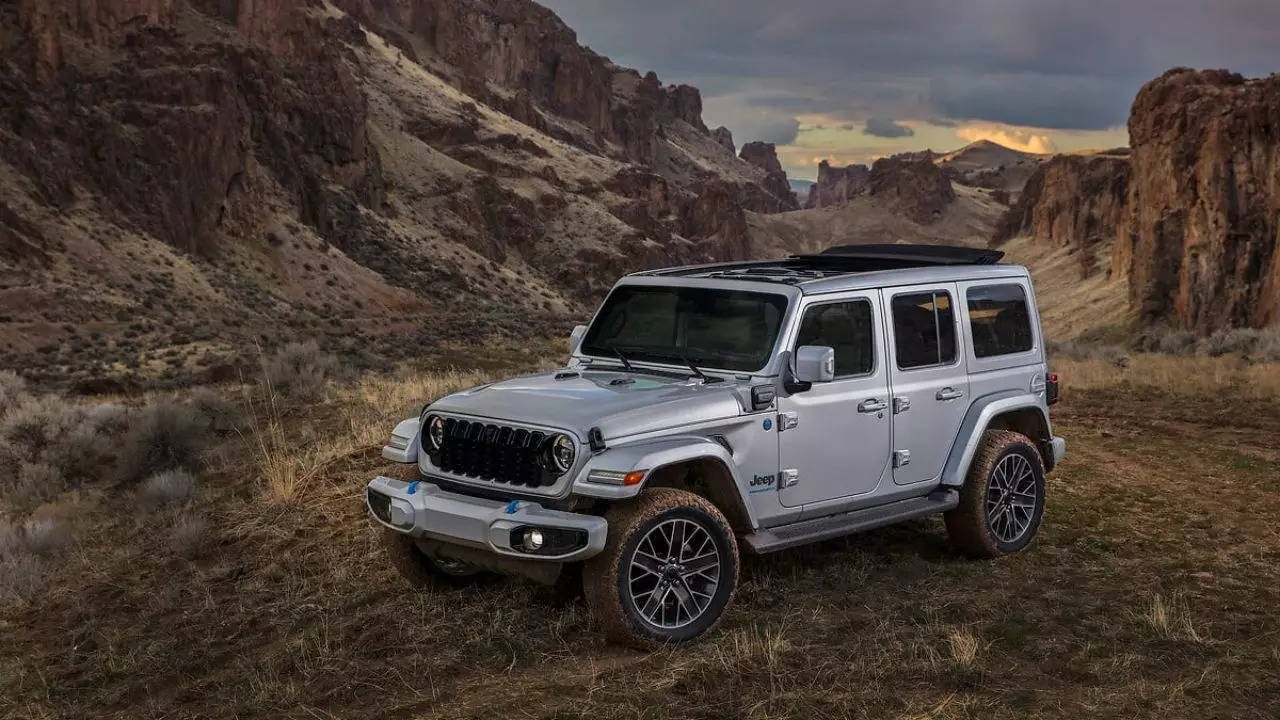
[940,392,1050,487]
[571,435,757,528]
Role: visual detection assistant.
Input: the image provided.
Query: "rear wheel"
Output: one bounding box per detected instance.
[379,529,490,588]
[583,488,739,648]
[945,430,1046,558]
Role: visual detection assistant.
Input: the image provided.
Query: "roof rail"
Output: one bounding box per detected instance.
[798,243,1005,267]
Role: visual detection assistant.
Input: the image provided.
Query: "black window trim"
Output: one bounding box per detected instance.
[792,296,878,380]
[889,287,962,372]
[964,282,1038,360]
[577,284,795,376]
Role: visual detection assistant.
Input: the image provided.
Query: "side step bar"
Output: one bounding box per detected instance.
[743,489,959,554]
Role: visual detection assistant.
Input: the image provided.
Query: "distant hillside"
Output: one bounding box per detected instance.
[0,0,797,389]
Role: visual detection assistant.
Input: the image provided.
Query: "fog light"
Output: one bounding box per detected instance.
[523,528,544,551]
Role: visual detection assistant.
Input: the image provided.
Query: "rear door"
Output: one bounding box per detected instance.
[883,284,969,486]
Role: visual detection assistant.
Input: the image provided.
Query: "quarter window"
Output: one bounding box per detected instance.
[794,300,875,377]
[967,284,1034,357]
[891,291,957,369]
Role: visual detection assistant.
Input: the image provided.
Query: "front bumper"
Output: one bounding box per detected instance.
[365,476,608,562]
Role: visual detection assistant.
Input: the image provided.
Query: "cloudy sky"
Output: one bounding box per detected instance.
[538,0,1280,180]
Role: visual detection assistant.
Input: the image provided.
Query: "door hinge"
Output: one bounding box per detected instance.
[778,412,799,431]
[893,397,911,414]
[893,450,911,468]
[781,468,799,487]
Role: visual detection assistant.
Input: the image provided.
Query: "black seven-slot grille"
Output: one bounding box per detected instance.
[433,417,558,488]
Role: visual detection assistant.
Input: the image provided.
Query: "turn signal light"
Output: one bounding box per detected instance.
[622,470,646,486]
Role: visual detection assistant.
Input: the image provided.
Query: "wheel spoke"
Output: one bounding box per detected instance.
[626,518,723,630]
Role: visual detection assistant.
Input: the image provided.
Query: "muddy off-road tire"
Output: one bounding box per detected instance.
[379,529,489,589]
[946,430,1046,558]
[583,488,739,648]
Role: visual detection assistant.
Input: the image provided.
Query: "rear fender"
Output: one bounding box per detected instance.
[941,392,1051,487]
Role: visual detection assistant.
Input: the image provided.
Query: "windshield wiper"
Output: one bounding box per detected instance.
[608,343,635,372]
[680,353,723,383]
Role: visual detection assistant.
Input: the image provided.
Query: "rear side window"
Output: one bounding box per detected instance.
[891,291,956,369]
[967,284,1034,357]
[794,300,875,377]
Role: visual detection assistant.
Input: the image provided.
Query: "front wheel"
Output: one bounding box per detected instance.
[583,488,739,648]
[945,430,1046,558]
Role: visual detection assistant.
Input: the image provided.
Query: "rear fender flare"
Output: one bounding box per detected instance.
[941,392,1051,487]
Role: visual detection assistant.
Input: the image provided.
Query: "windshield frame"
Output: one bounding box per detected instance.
[575,280,797,376]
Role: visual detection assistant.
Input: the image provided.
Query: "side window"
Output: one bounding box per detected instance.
[967,284,1034,357]
[891,291,957,369]
[794,300,875,377]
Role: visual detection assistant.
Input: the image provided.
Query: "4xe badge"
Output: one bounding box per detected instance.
[748,473,776,493]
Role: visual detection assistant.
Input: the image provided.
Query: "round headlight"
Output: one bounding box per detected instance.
[426,415,445,451]
[549,434,576,474]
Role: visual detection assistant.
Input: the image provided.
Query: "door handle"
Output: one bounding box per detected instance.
[858,398,888,413]
[936,387,964,401]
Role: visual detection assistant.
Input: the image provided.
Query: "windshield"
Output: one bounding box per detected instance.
[580,285,789,373]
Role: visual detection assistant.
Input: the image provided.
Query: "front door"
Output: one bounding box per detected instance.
[777,293,892,507]
[883,284,970,485]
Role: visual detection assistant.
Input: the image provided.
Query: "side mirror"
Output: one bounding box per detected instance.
[793,345,836,383]
[568,324,588,354]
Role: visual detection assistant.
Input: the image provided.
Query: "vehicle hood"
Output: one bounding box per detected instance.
[428,369,747,440]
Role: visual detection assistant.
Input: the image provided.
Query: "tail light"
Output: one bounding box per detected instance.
[1046,373,1060,405]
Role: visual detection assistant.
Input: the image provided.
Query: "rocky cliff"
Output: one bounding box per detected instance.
[866,156,955,224]
[0,0,797,387]
[1115,68,1280,331]
[805,160,869,209]
[738,141,799,211]
[993,154,1129,277]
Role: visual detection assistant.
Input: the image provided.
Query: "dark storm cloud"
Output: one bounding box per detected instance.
[863,117,915,138]
[539,0,1280,133]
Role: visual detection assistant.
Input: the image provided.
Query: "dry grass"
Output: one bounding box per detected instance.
[1053,353,1280,400]
[1143,593,1205,644]
[1,351,1278,719]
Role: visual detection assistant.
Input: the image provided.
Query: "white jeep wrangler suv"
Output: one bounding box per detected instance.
[367,244,1065,647]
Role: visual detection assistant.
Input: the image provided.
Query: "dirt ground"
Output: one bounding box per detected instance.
[2,359,1279,719]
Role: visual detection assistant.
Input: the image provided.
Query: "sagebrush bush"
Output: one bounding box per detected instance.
[261,341,339,404]
[0,521,41,602]
[118,402,211,482]
[0,370,29,407]
[170,513,207,559]
[14,462,61,507]
[22,517,70,557]
[139,469,197,508]
[1,395,80,457]
[1156,330,1197,356]
[1202,328,1263,357]
[189,388,242,437]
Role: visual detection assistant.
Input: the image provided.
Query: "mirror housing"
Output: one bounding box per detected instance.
[568,324,588,354]
[793,345,836,384]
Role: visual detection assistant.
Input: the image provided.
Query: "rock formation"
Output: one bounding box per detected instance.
[1115,68,1280,331]
[711,126,735,154]
[805,161,870,209]
[0,0,799,387]
[993,154,1129,277]
[867,156,955,224]
[738,142,799,211]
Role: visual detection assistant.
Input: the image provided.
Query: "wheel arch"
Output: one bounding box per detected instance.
[941,392,1055,487]
[571,436,757,532]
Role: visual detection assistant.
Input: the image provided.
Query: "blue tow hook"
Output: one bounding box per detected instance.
[407,480,420,495]
[505,500,520,514]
